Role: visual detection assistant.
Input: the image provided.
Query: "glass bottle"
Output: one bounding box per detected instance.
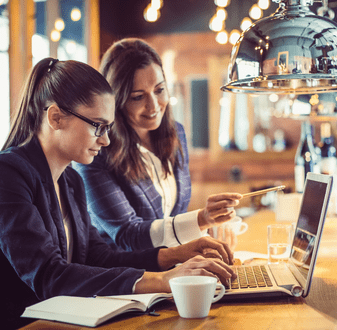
[319,122,337,175]
[294,121,320,193]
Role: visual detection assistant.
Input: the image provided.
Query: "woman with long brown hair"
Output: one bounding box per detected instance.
[74,38,242,252]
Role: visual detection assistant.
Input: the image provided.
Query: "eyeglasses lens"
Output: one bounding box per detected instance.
[96,124,112,137]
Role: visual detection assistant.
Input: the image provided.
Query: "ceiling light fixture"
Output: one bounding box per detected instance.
[221,0,337,97]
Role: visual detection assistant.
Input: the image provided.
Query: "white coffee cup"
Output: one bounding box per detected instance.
[213,216,248,240]
[169,276,225,318]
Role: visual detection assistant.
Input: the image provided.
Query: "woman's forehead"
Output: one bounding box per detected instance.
[132,63,164,90]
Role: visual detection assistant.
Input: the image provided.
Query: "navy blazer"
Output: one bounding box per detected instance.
[73,122,191,251]
[0,137,162,328]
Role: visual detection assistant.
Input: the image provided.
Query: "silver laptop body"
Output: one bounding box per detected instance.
[222,172,333,300]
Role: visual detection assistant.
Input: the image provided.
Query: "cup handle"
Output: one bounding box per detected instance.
[238,222,248,235]
[212,283,225,303]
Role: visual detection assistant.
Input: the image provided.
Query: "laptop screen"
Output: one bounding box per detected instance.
[290,174,331,284]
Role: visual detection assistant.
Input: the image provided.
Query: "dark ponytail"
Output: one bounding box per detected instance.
[2,58,112,150]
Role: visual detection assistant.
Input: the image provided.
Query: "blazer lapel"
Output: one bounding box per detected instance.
[137,179,164,219]
[171,163,183,215]
[59,172,86,263]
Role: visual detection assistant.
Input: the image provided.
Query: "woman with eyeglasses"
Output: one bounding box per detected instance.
[73,38,242,253]
[0,58,237,329]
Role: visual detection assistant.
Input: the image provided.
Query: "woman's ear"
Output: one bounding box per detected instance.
[46,105,64,130]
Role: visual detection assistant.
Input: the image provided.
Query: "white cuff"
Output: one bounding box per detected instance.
[149,210,202,247]
[132,275,144,293]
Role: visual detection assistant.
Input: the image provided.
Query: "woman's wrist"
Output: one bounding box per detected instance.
[157,246,181,270]
[134,271,169,293]
[197,209,208,231]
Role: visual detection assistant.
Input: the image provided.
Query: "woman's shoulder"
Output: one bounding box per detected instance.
[0,147,42,189]
[175,121,185,133]
[174,121,188,146]
[0,146,32,171]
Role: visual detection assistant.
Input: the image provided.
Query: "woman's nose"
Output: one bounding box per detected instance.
[146,94,159,110]
[97,131,110,147]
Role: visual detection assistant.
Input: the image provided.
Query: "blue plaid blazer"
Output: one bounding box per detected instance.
[73,122,191,251]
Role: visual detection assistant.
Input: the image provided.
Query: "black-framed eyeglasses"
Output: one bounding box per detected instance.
[44,106,114,137]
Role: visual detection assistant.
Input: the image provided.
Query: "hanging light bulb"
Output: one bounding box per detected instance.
[209,15,223,32]
[240,17,252,31]
[151,0,163,10]
[216,8,227,21]
[50,29,61,42]
[258,0,270,10]
[54,18,65,32]
[71,7,81,21]
[309,94,320,106]
[170,96,178,106]
[144,4,160,22]
[249,4,263,20]
[269,93,279,103]
[214,0,230,7]
[216,30,228,44]
[66,40,77,54]
[229,29,240,45]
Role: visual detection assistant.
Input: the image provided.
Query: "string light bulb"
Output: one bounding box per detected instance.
[54,18,65,31]
[50,29,61,42]
[216,30,228,44]
[229,29,241,45]
[151,0,163,10]
[216,8,227,20]
[170,96,178,106]
[71,7,81,21]
[258,0,270,10]
[144,4,160,22]
[66,40,77,54]
[214,0,230,7]
[309,94,320,106]
[249,4,263,20]
[269,93,279,103]
[209,14,224,32]
[240,17,252,31]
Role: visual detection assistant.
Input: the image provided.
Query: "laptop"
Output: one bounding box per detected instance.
[222,172,333,300]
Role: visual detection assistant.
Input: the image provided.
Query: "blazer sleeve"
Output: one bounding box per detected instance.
[0,155,161,302]
[73,156,155,251]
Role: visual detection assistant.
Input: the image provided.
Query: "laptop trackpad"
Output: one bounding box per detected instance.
[269,263,298,286]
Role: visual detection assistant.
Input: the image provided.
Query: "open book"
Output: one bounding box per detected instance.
[21,293,172,327]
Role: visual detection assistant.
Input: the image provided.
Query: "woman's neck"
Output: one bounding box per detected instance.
[138,132,154,153]
[37,135,68,185]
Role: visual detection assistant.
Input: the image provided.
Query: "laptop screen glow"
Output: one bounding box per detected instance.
[290,174,331,285]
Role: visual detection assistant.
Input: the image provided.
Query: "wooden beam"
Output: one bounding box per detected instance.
[8,0,34,117]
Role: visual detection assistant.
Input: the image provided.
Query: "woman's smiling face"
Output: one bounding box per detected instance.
[124,62,169,138]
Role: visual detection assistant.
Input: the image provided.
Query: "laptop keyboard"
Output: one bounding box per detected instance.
[225,265,273,290]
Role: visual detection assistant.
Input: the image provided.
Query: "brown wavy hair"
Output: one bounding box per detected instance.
[100,38,182,183]
[2,58,112,150]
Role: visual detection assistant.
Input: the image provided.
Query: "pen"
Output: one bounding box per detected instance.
[93,295,140,303]
[242,185,286,198]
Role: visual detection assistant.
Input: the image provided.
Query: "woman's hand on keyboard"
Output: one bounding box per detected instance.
[157,236,235,271]
[159,255,238,292]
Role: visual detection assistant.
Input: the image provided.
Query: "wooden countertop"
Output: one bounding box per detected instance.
[20,210,337,330]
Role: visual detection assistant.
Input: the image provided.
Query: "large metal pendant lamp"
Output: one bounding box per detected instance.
[221,0,337,96]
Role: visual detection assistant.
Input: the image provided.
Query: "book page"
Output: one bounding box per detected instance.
[22,295,142,327]
[109,292,172,308]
